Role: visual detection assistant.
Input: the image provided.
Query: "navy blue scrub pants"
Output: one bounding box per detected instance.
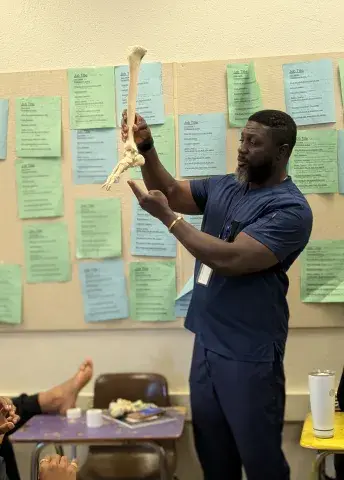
[189,338,290,480]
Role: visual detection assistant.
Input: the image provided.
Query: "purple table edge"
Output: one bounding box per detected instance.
[11,407,186,480]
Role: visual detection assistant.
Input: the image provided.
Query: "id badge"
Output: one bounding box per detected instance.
[197,263,213,286]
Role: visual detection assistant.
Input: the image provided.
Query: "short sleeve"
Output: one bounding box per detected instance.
[190,179,210,213]
[190,176,225,214]
[243,206,313,262]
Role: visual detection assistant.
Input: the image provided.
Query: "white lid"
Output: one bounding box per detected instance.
[309,369,335,377]
[66,408,81,419]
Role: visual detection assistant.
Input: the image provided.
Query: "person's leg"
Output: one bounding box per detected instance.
[1,359,93,480]
[209,350,290,480]
[335,454,344,480]
[37,358,93,414]
[0,438,20,480]
[10,394,42,431]
[189,338,242,480]
[335,370,344,479]
[0,394,43,480]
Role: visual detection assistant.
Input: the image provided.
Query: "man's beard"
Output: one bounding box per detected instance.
[235,158,275,185]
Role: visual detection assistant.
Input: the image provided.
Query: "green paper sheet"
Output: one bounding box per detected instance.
[23,223,71,283]
[130,115,176,179]
[16,96,61,157]
[130,261,176,321]
[289,129,338,194]
[68,67,116,129]
[0,264,22,324]
[15,158,64,219]
[76,198,121,259]
[301,240,344,302]
[227,62,263,127]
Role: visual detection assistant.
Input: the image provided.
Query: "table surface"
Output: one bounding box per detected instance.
[301,412,344,451]
[11,408,186,444]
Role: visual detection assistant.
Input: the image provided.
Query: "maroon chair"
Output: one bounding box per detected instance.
[77,373,178,480]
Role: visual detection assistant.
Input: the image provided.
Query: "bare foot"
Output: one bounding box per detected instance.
[38,359,93,415]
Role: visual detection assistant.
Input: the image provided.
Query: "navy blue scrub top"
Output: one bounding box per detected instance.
[186,174,313,362]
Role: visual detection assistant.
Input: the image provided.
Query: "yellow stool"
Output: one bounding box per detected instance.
[300,412,344,479]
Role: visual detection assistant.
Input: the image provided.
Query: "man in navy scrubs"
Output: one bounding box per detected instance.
[123,109,313,479]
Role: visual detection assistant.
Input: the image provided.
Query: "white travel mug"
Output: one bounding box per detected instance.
[308,370,335,438]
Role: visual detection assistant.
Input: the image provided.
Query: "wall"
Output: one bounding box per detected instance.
[1,0,344,478]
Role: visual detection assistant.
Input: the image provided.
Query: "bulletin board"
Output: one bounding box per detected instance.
[1,51,344,332]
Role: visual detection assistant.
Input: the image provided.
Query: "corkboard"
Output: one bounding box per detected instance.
[1,52,344,331]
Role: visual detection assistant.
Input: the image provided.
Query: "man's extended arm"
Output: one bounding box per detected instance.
[128,180,311,277]
[158,211,278,276]
[140,147,200,214]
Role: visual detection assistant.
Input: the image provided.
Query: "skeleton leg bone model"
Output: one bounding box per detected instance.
[102,45,147,190]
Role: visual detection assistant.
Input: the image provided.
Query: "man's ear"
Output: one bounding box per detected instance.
[278,143,289,160]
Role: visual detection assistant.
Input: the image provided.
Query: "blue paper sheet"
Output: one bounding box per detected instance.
[179,113,227,177]
[338,130,344,194]
[283,59,336,126]
[130,115,176,180]
[115,62,164,126]
[175,276,194,317]
[131,198,176,257]
[71,128,117,184]
[175,292,192,317]
[78,259,129,322]
[0,99,9,159]
[184,214,203,230]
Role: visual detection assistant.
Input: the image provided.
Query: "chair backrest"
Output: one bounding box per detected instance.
[93,373,171,409]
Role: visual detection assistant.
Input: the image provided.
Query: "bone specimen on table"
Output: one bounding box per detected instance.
[102,45,147,190]
[108,398,157,418]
